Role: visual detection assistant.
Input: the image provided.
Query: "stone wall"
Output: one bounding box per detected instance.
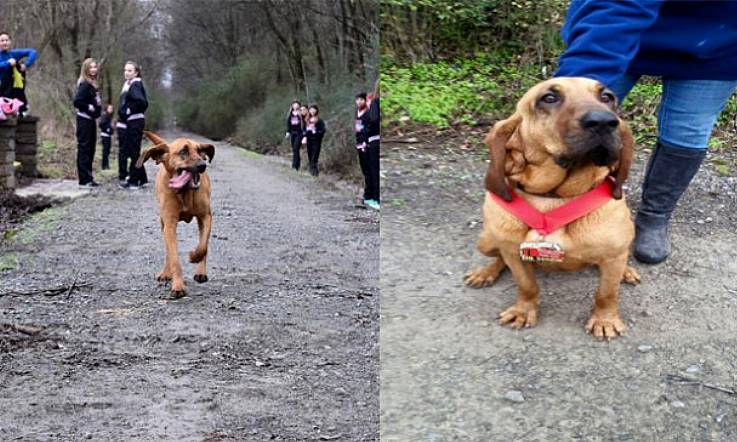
[0,118,17,190]
[15,116,39,178]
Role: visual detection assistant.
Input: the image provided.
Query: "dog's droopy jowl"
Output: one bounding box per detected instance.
[137,131,215,296]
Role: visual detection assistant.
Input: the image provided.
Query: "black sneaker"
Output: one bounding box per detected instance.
[119,180,130,189]
[79,181,99,189]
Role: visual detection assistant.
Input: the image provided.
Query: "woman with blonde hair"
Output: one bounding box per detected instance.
[72,57,102,187]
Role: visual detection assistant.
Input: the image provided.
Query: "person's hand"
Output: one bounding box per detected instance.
[285,132,290,139]
[301,137,307,145]
[88,104,95,112]
[19,63,26,72]
[8,58,16,67]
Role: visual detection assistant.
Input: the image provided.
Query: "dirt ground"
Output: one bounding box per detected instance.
[380,126,737,441]
[0,132,379,441]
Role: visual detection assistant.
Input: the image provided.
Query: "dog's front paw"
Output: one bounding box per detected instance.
[499,302,538,329]
[156,272,172,282]
[171,279,187,297]
[585,312,626,339]
[194,273,208,283]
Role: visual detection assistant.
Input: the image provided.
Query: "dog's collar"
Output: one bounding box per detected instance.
[489,177,616,236]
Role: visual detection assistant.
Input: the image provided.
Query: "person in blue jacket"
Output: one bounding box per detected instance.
[0,32,37,113]
[556,0,737,264]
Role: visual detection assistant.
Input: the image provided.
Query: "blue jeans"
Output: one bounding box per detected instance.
[610,74,737,149]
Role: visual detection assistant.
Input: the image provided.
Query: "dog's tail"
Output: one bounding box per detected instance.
[189,245,207,264]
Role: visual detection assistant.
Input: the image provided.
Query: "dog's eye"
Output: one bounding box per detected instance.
[541,93,559,104]
[179,149,188,158]
[600,92,616,104]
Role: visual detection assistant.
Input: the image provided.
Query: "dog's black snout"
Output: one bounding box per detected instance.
[196,161,207,173]
[580,111,619,132]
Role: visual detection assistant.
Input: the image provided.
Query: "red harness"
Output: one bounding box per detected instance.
[488,177,615,236]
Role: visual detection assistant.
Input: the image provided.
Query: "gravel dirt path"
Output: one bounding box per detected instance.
[380,128,737,441]
[0,131,379,441]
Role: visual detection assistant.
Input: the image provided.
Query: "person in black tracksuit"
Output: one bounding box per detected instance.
[366,92,380,204]
[116,117,128,185]
[355,92,380,207]
[304,105,326,176]
[119,61,148,189]
[98,104,113,170]
[72,58,102,187]
[286,100,305,170]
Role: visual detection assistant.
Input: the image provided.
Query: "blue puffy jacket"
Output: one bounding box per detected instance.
[556,0,737,88]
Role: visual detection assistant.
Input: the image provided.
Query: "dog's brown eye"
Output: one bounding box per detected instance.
[600,92,615,104]
[541,93,559,104]
[179,149,188,158]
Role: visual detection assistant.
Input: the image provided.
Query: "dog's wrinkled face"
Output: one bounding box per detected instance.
[137,132,215,191]
[485,77,634,200]
[526,78,621,168]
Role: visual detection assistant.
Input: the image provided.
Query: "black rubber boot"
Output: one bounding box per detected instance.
[634,141,706,264]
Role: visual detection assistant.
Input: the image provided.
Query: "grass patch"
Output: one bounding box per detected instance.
[0,254,17,271]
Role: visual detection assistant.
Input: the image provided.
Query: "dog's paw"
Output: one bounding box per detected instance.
[194,274,208,283]
[622,266,641,285]
[499,302,538,329]
[464,261,506,288]
[156,272,172,282]
[585,312,626,340]
[171,280,187,297]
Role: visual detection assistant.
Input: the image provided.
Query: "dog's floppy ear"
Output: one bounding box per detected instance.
[484,113,522,201]
[611,121,634,199]
[197,143,215,163]
[144,131,166,145]
[136,143,168,168]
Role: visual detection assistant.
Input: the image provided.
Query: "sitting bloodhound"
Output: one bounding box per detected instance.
[465,77,641,340]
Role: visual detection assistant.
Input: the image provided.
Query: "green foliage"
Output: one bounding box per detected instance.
[383,54,543,127]
[381,0,567,63]
[174,57,271,140]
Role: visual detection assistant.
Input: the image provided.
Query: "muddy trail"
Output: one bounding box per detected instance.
[0,131,379,441]
[380,128,737,441]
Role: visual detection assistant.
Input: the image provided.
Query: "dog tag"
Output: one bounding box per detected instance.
[519,241,565,263]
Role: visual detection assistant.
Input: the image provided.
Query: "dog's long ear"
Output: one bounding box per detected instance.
[484,114,522,201]
[197,143,215,163]
[144,131,166,145]
[611,121,634,199]
[136,143,168,168]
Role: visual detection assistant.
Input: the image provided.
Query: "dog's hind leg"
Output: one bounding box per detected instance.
[465,259,506,288]
[465,231,507,287]
[191,212,211,283]
[622,265,641,285]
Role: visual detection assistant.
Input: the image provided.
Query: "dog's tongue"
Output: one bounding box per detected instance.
[169,170,192,189]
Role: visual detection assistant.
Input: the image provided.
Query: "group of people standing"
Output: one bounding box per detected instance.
[286,101,326,176]
[73,58,148,189]
[284,83,380,211]
[355,88,380,211]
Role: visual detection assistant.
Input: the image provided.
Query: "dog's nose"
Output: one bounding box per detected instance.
[580,111,619,132]
[196,161,207,173]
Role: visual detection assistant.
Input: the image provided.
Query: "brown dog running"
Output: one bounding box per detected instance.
[464,77,641,340]
[136,131,215,296]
